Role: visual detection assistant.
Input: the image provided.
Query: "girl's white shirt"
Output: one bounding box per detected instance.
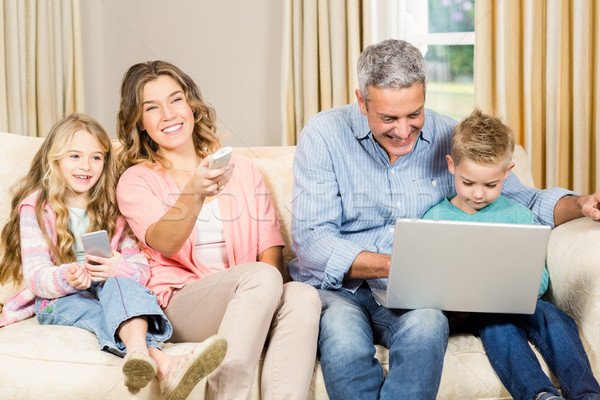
[67,207,90,265]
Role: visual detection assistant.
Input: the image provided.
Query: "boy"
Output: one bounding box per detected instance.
[423,109,600,400]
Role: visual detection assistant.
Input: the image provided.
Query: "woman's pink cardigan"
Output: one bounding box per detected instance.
[116,153,285,307]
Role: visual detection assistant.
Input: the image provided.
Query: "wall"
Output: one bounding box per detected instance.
[81,0,284,147]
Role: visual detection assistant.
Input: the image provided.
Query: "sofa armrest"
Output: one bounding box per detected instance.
[545,217,600,375]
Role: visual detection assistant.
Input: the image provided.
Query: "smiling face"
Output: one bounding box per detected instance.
[58,130,106,208]
[448,156,513,214]
[356,84,425,164]
[140,74,196,155]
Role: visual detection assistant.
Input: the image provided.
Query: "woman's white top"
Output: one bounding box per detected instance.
[194,199,228,273]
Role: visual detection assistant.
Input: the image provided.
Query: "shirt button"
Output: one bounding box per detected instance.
[391,169,395,174]
[432,180,437,186]
[389,227,395,233]
[396,201,401,208]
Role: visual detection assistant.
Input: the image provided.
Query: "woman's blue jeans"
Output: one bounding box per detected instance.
[35,276,172,357]
[475,299,600,400]
[317,284,449,400]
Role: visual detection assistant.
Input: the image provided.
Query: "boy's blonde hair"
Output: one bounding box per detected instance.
[451,108,515,170]
[0,114,119,285]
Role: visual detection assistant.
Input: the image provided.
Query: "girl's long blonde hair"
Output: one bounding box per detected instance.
[0,114,119,285]
[117,60,221,172]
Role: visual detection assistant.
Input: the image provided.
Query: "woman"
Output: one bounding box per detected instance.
[0,114,225,399]
[115,60,321,400]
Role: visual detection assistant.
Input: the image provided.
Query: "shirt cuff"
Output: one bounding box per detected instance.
[321,240,365,289]
[534,187,577,227]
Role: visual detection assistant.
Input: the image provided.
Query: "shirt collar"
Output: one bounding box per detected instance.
[419,110,433,143]
[350,103,371,140]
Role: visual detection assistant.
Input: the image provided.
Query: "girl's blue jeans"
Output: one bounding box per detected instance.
[35,276,172,357]
[476,298,600,400]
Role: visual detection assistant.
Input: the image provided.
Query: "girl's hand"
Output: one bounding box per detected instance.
[85,249,122,282]
[66,263,91,290]
[191,157,234,198]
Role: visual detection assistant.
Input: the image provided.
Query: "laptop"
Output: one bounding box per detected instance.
[372,218,551,314]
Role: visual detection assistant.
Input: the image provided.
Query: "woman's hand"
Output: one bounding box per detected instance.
[66,263,92,290]
[146,152,234,257]
[85,249,122,282]
[190,157,234,198]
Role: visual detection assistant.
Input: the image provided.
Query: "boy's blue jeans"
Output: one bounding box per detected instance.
[317,284,448,400]
[35,276,172,357]
[476,299,600,400]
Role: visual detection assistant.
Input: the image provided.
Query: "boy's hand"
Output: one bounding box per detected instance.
[66,263,91,290]
[85,249,122,282]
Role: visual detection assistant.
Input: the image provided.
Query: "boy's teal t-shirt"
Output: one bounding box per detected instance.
[422,195,550,297]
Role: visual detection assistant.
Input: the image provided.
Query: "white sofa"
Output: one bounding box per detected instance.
[1,131,599,399]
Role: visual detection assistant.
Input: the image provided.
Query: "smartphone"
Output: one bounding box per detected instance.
[208,146,233,169]
[81,230,112,263]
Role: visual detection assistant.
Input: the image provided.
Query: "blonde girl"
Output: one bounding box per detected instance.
[0,114,226,400]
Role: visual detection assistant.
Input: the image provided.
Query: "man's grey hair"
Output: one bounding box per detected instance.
[357,39,427,103]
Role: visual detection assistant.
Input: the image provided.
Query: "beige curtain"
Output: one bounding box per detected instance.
[282,0,374,145]
[0,0,85,137]
[475,0,599,193]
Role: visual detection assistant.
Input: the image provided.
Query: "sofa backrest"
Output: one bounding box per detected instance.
[0,131,535,303]
[234,146,297,267]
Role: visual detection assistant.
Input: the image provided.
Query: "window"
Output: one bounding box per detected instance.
[373,0,475,121]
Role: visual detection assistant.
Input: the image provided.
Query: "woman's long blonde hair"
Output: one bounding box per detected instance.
[117,60,221,172]
[0,114,119,284]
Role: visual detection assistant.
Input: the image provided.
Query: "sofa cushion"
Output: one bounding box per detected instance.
[0,317,559,399]
[0,131,568,399]
[0,133,45,305]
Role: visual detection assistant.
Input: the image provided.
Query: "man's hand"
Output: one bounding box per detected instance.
[66,263,91,290]
[579,189,600,221]
[345,251,391,280]
[554,190,600,226]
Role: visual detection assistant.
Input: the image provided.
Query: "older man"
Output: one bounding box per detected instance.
[289,39,600,399]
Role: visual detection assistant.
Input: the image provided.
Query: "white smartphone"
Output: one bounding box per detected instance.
[208,146,233,169]
[81,230,112,264]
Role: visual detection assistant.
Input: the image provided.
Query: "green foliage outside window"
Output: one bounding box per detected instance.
[426,0,474,80]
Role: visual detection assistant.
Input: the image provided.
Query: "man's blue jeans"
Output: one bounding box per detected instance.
[35,276,172,357]
[317,284,449,400]
[476,299,600,400]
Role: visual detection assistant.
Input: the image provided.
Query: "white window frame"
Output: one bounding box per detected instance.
[371,0,475,56]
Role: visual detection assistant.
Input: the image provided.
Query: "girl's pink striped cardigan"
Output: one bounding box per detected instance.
[0,192,150,327]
